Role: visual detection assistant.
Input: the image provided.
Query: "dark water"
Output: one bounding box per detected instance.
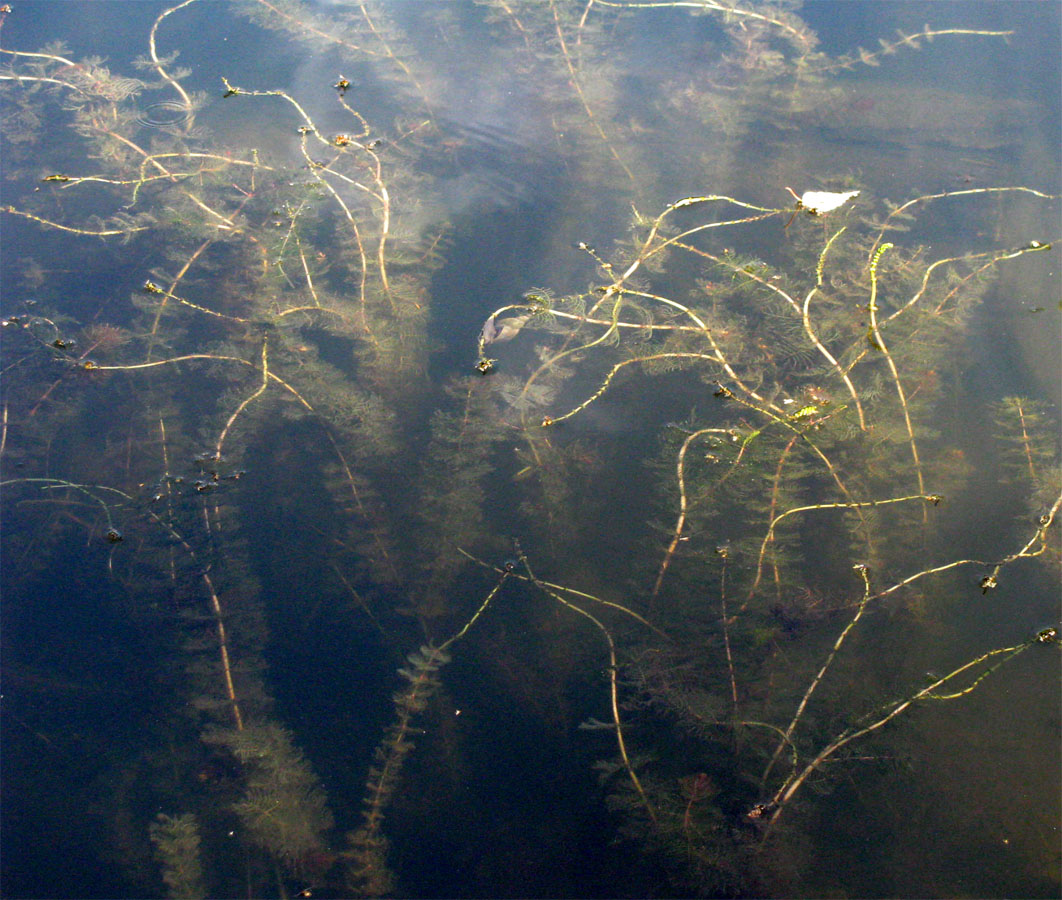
[1,2,1059,898]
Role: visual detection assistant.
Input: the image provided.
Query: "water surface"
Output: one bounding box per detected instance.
[1,2,1059,897]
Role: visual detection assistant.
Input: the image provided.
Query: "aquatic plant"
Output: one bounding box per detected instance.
[149,812,207,900]
[1,1,1058,897]
[478,184,1059,890]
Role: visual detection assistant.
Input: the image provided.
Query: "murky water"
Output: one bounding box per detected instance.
[2,2,1059,897]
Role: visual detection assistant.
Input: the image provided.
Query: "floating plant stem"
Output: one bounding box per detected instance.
[763,631,1045,832]
[546,353,722,427]
[751,493,943,601]
[457,546,661,634]
[148,0,198,115]
[718,546,738,708]
[1,205,150,237]
[590,0,816,54]
[806,26,1015,74]
[802,227,867,430]
[0,477,130,537]
[518,547,659,828]
[870,186,1059,257]
[715,387,872,589]
[867,242,928,515]
[652,427,735,603]
[215,336,270,459]
[761,564,872,787]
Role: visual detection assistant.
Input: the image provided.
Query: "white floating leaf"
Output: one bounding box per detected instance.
[480,313,531,345]
[797,189,860,215]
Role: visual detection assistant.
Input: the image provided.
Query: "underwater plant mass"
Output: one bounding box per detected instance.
[1,1,1059,896]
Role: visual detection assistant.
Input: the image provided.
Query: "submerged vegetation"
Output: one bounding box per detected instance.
[1,1,1059,897]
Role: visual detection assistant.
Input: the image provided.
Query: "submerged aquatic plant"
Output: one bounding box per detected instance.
[1,1,1058,897]
[149,813,207,900]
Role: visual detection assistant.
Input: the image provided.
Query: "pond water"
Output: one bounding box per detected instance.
[1,2,1059,898]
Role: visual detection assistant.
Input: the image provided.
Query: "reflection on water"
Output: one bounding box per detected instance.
[1,1,1059,897]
